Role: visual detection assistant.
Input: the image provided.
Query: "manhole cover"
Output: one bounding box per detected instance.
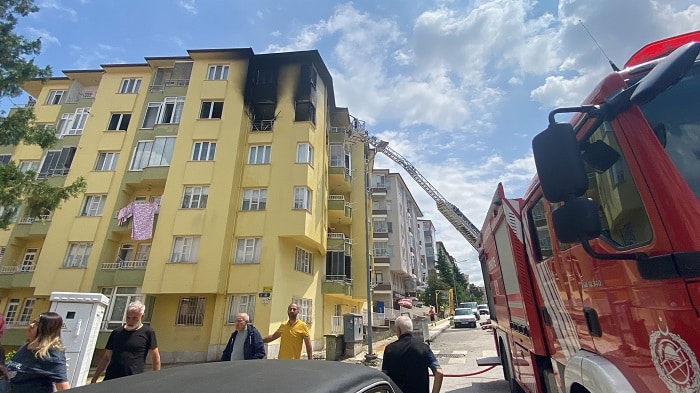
[436,353,466,358]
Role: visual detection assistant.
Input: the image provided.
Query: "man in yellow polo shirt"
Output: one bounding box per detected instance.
[263,303,313,359]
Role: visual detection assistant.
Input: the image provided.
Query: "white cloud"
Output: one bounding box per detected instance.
[38,0,78,20]
[26,27,60,47]
[179,0,197,15]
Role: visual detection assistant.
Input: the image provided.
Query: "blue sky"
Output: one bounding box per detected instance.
[9,0,700,285]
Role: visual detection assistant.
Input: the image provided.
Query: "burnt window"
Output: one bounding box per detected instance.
[295,102,316,124]
[255,69,274,85]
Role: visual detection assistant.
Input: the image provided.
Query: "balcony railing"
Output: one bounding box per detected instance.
[251,120,274,131]
[65,91,96,103]
[17,215,52,225]
[0,264,35,274]
[325,275,352,284]
[148,79,190,92]
[101,260,148,270]
[330,316,343,334]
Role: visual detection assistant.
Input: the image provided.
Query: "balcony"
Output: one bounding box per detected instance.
[101,259,148,270]
[371,182,389,195]
[328,164,352,195]
[328,195,352,226]
[0,264,35,288]
[148,79,190,92]
[12,215,52,238]
[327,233,352,255]
[322,275,353,297]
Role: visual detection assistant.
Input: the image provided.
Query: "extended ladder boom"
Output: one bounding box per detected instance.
[349,127,480,249]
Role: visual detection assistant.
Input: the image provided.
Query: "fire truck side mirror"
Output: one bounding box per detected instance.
[532,122,588,203]
[551,198,601,243]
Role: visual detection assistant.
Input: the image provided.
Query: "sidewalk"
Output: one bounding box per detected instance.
[330,317,452,367]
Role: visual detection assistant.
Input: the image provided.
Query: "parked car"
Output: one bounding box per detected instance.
[453,307,477,328]
[458,302,480,320]
[477,304,489,315]
[70,360,402,393]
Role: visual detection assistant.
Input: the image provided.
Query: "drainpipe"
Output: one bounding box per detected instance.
[363,142,376,362]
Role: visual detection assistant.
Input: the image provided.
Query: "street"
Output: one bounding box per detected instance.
[429,323,510,393]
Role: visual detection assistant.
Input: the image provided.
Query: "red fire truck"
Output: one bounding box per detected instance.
[477,32,700,392]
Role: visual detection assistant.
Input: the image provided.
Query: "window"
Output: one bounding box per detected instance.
[291,297,312,325]
[141,97,185,128]
[18,161,39,173]
[295,102,316,123]
[293,187,312,210]
[181,186,209,209]
[170,236,200,263]
[4,299,19,324]
[38,147,76,178]
[107,113,131,131]
[95,152,119,171]
[226,294,255,324]
[296,143,313,165]
[63,243,93,268]
[329,144,343,167]
[81,195,107,216]
[176,297,206,326]
[18,298,35,324]
[248,145,271,164]
[234,238,262,264]
[375,272,383,284]
[207,65,229,80]
[45,90,65,105]
[255,69,274,85]
[119,78,141,94]
[192,141,216,161]
[56,108,90,136]
[199,101,223,119]
[100,287,145,329]
[295,247,312,274]
[0,155,10,165]
[326,251,346,277]
[242,189,267,211]
[21,248,38,272]
[129,137,176,170]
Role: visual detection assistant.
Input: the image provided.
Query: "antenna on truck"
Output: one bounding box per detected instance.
[579,19,620,72]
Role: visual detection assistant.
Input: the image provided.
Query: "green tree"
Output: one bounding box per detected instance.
[0,0,86,229]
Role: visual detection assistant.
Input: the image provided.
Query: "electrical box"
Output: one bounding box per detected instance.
[50,292,109,388]
[343,313,363,343]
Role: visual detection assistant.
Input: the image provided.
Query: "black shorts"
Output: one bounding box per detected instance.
[430,315,435,321]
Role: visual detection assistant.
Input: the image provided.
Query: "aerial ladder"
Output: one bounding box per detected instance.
[346,117,480,250]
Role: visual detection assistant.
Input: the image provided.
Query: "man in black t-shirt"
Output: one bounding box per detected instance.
[91,301,160,383]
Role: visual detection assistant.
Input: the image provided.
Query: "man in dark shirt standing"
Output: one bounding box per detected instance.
[91,301,160,383]
[382,316,443,393]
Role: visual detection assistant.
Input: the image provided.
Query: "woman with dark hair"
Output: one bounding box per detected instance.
[6,312,70,392]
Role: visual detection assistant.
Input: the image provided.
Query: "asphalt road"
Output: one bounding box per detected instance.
[429,322,511,393]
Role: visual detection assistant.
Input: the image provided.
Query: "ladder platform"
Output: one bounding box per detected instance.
[476,356,501,367]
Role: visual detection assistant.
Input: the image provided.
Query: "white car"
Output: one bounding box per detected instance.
[453,308,477,328]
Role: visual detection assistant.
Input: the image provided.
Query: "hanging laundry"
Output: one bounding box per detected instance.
[117,203,134,226]
[131,202,157,240]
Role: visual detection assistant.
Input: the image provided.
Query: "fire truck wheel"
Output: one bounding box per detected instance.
[500,341,525,393]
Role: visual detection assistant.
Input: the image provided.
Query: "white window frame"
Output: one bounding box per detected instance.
[329,144,343,167]
[107,113,131,131]
[141,102,161,128]
[296,143,313,165]
[95,152,119,171]
[291,297,312,325]
[248,145,271,164]
[207,65,229,80]
[4,298,20,324]
[293,187,312,210]
[100,287,145,329]
[191,141,216,161]
[159,96,185,124]
[63,242,93,268]
[18,298,36,324]
[46,90,65,105]
[176,297,206,326]
[129,136,176,170]
[234,238,262,264]
[21,248,38,272]
[226,294,256,324]
[242,189,267,211]
[18,161,39,173]
[119,78,141,94]
[170,236,200,263]
[295,247,312,274]
[181,186,209,209]
[80,195,107,216]
[199,101,223,119]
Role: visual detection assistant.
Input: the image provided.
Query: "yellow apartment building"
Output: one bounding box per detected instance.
[0,48,372,362]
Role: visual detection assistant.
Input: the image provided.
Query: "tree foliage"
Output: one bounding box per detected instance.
[0,0,86,229]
